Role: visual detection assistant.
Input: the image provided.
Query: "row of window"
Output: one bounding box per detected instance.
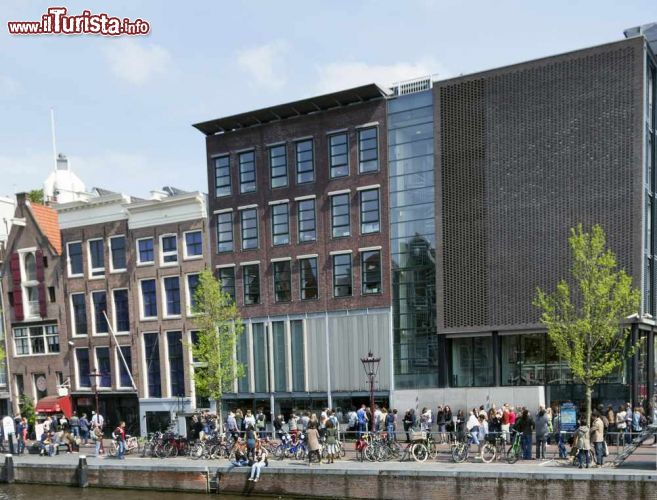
[214,127,379,197]
[66,231,203,278]
[217,188,380,253]
[216,249,382,306]
[68,274,200,337]
[13,324,60,356]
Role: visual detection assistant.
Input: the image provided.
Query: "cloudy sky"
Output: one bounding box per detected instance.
[1,0,655,197]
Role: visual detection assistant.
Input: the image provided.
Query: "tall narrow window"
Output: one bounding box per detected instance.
[358,127,378,173]
[269,145,288,188]
[71,293,87,336]
[329,133,349,178]
[239,150,256,193]
[186,273,200,314]
[140,279,157,318]
[117,345,132,388]
[216,212,234,253]
[163,276,181,317]
[299,257,318,300]
[143,332,161,398]
[112,289,130,332]
[167,331,185,397]
[236,331,248,393]
[243,264,260,305]
[214,155,231,197]
[217,267,235,301]
[67,242,83,276]
[240,208,258,250]
[88,239,105,277]
[361,250,382,294]
[92,291,109,334]
[76,348,91,388]
[95,347,111,387]
[290,320,305,391]
[137,238,154,264]
[273,260,291,302]
[360,188,380,234]
[297,199,316,242]
[184,231,203,259]
[160,235,178,265]
[272,321,287,392]
[331,193,351,238]
[332,254,352,297]
[271,203,290,246]
[296,139,314,184]
[110,236,126,271]
[252,323,268,392]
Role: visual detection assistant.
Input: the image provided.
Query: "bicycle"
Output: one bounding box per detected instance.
[451,432,476,463]
[506,431,522,464]
[481,433,505,463]
[108,435,140,457]
[399,431,429,463]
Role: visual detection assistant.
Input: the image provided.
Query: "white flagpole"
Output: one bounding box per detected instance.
[102,310,138,391]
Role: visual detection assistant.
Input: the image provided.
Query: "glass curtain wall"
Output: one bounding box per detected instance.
[388,90,438,389]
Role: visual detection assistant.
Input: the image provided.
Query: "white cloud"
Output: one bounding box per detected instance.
[103,39,171,85]
[236,40,289,89]
[0,75,21,99]
[315,58,450,93]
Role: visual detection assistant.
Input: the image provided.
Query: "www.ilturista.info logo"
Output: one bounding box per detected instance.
[7,7,150,36]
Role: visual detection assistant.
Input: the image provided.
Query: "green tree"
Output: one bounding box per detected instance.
[190,269,244,429]
[19,394,36,427]
[534,224,640,425]
[27,189,44,204]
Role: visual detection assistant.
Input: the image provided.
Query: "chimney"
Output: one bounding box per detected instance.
[16,192,28,207]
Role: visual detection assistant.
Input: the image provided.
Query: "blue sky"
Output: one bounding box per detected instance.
[1,0,655,197]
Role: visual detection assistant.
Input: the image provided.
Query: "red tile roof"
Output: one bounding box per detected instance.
[29,202,62,254]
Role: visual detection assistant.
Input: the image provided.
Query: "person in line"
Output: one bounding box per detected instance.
[466,409,480,450]
[420,407,432,433]
[245,424,257,462]
[356,405,368,439]
[501,404,511,443]
[590,411,605,466]
[616,404,628,445]
[69,412,80,439]
[535,406,549,460]
[15,418,25,455]
[324,419,338,464]
[79,413,90,445]
[386,409,397,442]
[114,421,126,459]
[306,422,321,465]
[93,425,103,457]
[436,406,446,443]
[403,409,415,443]
[247,441,268,482]
[515,409,534,460]
[226,411,239,442]
[444,405,454,440]
[476,414,488,454]
[235,409,244,436]
[91,411,104,454]
[575,418,591,469]
[255,408,267,440]
[244,409,256,430]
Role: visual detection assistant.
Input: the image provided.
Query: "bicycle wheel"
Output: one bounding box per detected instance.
[108,441,118,457]
[274,444,286,460]
[154,443,167,459]
[506,446,520,464]
[388,440,402,458]
[451,443,468,463]
[427,440,438,459]
[190,443,204,460]
[412,443,428,462]
[339,442,346,458]
[167,443,179,458]
[481,443,496,463]
[364,444,377,462]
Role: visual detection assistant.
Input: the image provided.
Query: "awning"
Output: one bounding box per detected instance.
[35,395,73,417]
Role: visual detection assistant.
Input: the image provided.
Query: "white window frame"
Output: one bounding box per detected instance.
[87,238,106,279]
[182,230,204,260]
[115,345,133,389]
[94,346,112,390]
[66,241,84,278]
[161,276,182,319]
[12,324,59,357]
[108,235,127,273]
[185,272,200,317]
[136,237,155,266]
[111,288,130,335]
[70,292,87,337]
[159,233,178,267]
[90,290,109,336]
[18,247,39,319]
[138,278,158,321]
[74,347,91,390]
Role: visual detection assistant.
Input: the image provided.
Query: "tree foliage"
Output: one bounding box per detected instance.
[27,189,44,204]
[534,224,640,424]
[190,269,244,413]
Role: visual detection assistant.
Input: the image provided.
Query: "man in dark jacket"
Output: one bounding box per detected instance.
[514,409,535,460]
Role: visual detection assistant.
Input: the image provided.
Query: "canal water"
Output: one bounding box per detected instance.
[0,483,279,499]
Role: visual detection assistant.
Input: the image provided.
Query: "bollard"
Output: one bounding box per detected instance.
[78,455,88,488]
[4,454,15,484]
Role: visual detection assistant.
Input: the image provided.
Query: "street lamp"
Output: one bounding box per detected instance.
[360,352,381,422]
[89,371,101,418]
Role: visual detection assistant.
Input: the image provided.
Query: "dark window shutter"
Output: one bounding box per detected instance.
[9,252,23,321]
[35,249,47,318]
